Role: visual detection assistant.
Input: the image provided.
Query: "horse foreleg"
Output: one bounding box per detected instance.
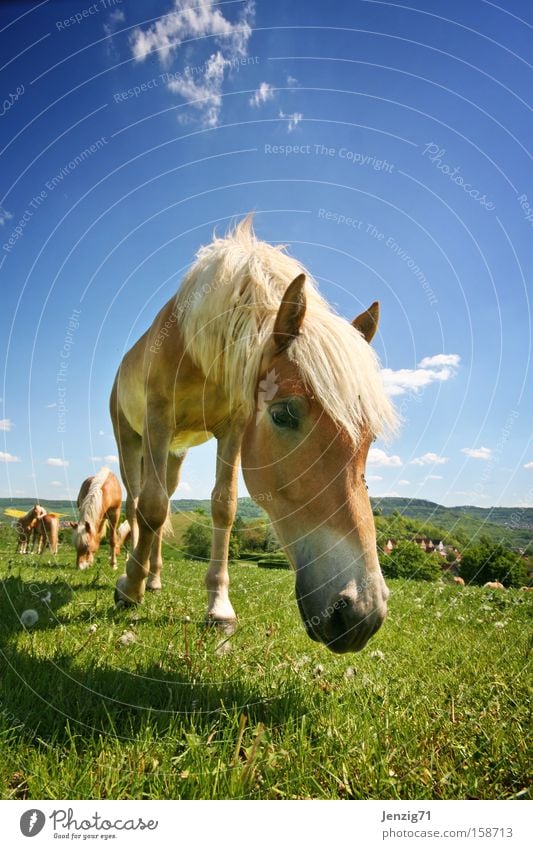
[205,424,244,634]
[147,451,185,591]
[115,422,171,606]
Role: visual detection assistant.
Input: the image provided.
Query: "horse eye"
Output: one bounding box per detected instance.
[270,402,299,429]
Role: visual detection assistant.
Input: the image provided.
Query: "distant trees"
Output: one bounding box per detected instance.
[182,513,246,560]
[459,541,527,588]
[381,540,442,582]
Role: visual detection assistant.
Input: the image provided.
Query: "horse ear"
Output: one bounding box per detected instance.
[352,301,380,343]
[273,274,306,351]
[69,521,77,528]
[85,521,91,534]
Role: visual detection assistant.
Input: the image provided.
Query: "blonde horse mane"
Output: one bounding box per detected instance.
[175,216,397,443]
[79,467,110,528]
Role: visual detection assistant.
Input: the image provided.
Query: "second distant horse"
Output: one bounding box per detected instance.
[71,467,122,569]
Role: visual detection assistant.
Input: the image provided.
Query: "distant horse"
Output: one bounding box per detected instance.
[484,581,505,590]
[452,576,465,586]
[111,217,396,653]
[32,512,59,555]
[15,504,46,553]
[70,468,122,569]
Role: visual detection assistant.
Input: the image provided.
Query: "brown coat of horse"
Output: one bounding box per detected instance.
[32,513,59,555]
[15,505,46,553]
[110,218,397,654]
[70,468,122,569]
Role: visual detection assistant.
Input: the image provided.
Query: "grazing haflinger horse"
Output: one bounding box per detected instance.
[15,504,47,553]
[111,217,397,653]
[32,512,59,555]
[70,468,122,569]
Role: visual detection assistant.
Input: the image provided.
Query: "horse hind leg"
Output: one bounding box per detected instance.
[114,418,172,607]
[106,507,120,570]
[146,451,185,592]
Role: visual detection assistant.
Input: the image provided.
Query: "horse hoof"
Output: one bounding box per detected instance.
[114,575,143,608]
[205,615,238,637]
[146,585,162,593]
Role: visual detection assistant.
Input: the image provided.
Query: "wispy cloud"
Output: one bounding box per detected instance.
[462,446,492,460]
[46,457,69,467]
[410,452,448,466]
[398,479,410,485]
[524,461,533,470]
[367,474,383,482]
[279,109,303,132]
[0,206,12,226]
[382,353,460,397]
[130,0,254,127]
[0,451,20,463]
[0,419,12,431]
[249,81,274,107]
[425,474,443,480]
[90,455,119,464]
[418,354,461,369]
[368,448,402,467]
[50,480,62,487]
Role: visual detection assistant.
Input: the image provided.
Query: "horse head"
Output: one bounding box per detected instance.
[242,274,393,653]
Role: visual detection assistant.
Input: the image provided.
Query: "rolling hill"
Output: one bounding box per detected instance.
[1,496,531,551]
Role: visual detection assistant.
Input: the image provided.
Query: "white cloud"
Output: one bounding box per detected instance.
[461,446,492,461]
[410,452,448,466]
[368,448,402,467]
[104,8,125,36]
[250,82,274,107]
[287,75,299,87]
[278,110,303,132]
[418,354,461,369]
[178,480,192,492]
[46,403,57,409]
[382,353,460,397]
[524,461,533,470]
[46,457,69,467]
[0,418,12,431]
[425,474,443,480]
[398,479,410,485]
[91,455,119,465]
[367,474,383,482]
[130,0,254,127]
[0,206,12,226]
[0,451,20,463]
[50,480,62,487]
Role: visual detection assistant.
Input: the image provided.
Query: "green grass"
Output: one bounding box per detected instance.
[0,527,531,800]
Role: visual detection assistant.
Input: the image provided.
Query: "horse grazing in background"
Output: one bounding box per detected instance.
[70,468,122,569]
[32,512,59,555]
[111,216,397,654]
[15,504,46,553]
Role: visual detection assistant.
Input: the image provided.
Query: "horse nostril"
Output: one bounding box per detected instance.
[329,602,348,637]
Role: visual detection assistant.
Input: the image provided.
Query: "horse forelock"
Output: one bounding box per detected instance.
[175,219,397,444]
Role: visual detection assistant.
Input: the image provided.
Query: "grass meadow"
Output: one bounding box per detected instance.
[0,526,531,800]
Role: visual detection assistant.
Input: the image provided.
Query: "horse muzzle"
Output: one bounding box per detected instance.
[296,581,389,654]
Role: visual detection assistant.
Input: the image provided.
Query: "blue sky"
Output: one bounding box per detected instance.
[0,0,531,507]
